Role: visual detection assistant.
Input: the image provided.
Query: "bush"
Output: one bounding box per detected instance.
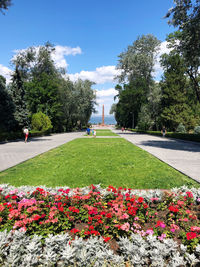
[0,131,23,142]
[176,123,186,133]
[31,112,52,133]
[194,126,200,135]
[131,129,200,142]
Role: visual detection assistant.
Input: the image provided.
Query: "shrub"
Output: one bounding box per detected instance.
[176,123,186,133]
[0,131,23,142]
[194,126,200,135]
[31,112,52,133]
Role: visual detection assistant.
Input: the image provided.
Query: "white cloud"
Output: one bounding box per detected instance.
[67,65,121,84]
[153,41,172,80]
[0,64,12,84]
[96,88,118,97]
[13,45,82,70]
[52,45,82,69]
[94,88,118,114]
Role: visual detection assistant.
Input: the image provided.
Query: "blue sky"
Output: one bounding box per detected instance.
[0,0,174,114]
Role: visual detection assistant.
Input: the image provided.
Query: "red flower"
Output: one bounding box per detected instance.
[186,192,193,198]
[138,197,144,203]
[186,232,197,240]
[70,228,80,234]
[58,207,64,212]
[143,203,148,209]
[11,195,17,200]
[32,214,41,221]
[168,205,179,213]
[103,236,111,242]
[106,213,112,218]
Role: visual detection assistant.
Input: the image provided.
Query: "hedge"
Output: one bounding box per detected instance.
[130,129,200,143]
[0,130,50,142]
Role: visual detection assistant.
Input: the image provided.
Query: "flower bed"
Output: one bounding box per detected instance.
[0,184,200,266]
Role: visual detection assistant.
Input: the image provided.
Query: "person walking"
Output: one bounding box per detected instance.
[23,127,29,143]
[161,126,167,137]
[93,129,96,138]
[86,127,91,136]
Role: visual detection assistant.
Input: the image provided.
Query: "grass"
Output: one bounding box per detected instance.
[85,129,119,136]
[0,138,199,189]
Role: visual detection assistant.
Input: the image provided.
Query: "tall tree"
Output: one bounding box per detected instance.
[0,75,15,131]
[160,52,198,131]
[115,34,161,127]
[0,0,12,14]
[137,82,162,130]
[165,0,200,102]
[10,66,30,130]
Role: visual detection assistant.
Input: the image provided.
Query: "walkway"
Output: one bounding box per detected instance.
[113,129,200,184]
[0,128,200,184]
[0,132,83,172]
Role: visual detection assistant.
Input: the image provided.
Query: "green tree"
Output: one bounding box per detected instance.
[0,75,15,131]
[10,66,30,130]
[165,0,200,102]
[115,34,161,127]
[13,43,63,132]
[73,79,96,128]
[0,0,12,14]
[31,112,52,133]
[160,52,197,131]
[25,73,63,132]
[137,82,162,130]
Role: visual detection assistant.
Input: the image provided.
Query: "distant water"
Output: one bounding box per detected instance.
[89,115,116,125]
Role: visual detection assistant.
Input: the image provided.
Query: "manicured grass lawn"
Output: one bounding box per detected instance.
[0,138,199,189]
[85,129,119,136]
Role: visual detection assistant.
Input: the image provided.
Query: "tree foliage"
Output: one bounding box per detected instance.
[166,0,200,102]
[8,43,96,132]
[31,112,52,133]
[0,75,15,131]
[10,66,30,130]
[160,52,198,131]
[114,34,161,128]
[0,0,12,14]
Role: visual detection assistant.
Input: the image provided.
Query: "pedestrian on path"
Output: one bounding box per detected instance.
[161,126,167,137]
[86,127,91,136]
[93,129,96,138]
[23,127,29,143]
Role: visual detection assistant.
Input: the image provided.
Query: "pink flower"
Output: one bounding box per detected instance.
[146,229,154,235]
[0,204,5,212]
[158,233,166,241]
[150,197,159,202]
[156,220,166,228]
[133,223,141,229]
[191,226,200,232]
[121,213,129,219]
[170,224,179,233]
[19,227,27,232]
[134,216,139,221]
[121,222,130,232]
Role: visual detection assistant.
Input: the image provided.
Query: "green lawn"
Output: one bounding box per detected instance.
[0,138,199,189]
[85,129,119,136]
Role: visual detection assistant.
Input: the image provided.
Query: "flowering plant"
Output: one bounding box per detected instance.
[0,184,199,256]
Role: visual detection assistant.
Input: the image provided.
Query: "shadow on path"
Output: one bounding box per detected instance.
[140,140,200,153]
[29,138,53,142]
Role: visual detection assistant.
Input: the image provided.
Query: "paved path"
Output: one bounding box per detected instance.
[1,127,200,184]
[113,129,200,184]
[0,132,83,172]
